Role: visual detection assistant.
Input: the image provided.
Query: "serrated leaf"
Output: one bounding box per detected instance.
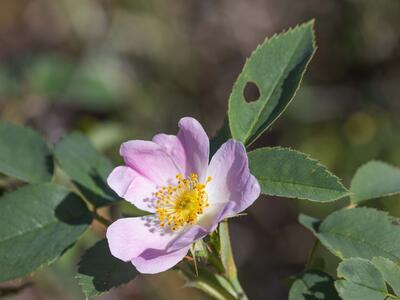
[248,147,348,202]
[228,20,316,145]
[371,257,400,296]
[301,207,400,262]
[0,184,91,281]
[335,258,394,300]
[77,239,138,299]
[289,270,340,300]
[54,132,118,207]
[0,122,53,183]
[350,161,400,204]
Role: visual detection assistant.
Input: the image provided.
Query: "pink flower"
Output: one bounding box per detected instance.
[106,117,260,274]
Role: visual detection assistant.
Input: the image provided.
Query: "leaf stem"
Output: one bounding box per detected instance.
[69,179,112,227]
[306,200,357,268]
[305,239,320,269]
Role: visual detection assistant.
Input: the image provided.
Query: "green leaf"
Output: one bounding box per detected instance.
[77,239,138,299]
[336,257,400,300]
[248,147,348,202]
[350,161,400,204]
[54,132,117,207]
[228,20,316,145]
[335,258,395,300]
[289,270,340,300]
[298,214,320,235]
[0,122,53,183]
[371,257,400,296]
[0,184,91,282]
[301,207,400,262]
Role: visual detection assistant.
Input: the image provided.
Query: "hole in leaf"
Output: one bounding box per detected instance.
[243,81,260,103]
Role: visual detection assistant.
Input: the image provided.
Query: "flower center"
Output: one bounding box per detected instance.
[155,173,211,231]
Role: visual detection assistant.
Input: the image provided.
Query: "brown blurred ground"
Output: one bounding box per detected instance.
[0,0,399,299]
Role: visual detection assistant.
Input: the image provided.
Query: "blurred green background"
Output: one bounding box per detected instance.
[0,0,399,299]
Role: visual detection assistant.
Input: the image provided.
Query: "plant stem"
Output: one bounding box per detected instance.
[70,178,111,227]
[219,220,249,300]
[305,239,320,269]
[229,277,249,300]
[93,210,111,226]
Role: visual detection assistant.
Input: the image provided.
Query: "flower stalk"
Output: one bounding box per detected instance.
[219,220,249,300]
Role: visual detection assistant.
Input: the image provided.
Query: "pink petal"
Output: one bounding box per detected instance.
[177,117,209,181]
[131,246,190,274]
[106,216,178,262]
[120,140,181,186]
[166,201,228,252]
[152,133,186,172]
[167,225,208,252]
[107,166,157,212]
[165,202,230,252]
[196,202,229,230]
[206,139,260,219]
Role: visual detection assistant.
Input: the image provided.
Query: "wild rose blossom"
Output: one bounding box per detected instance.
[106,117,260,274]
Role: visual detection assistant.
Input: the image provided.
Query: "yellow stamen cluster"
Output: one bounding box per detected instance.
[155,173,212,231]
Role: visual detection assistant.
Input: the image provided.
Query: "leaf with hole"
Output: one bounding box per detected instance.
[350,160,400,204]
[248,147,348,202]
[0,122,53,183]
[289,270,340,300]
[300,207,400,262]
[0,184,91,282]
[228,20,316,145]
[335,258,398,300]
[54,132,118,207]
[77,239,138,299]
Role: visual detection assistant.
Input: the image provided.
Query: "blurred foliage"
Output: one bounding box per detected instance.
[0,0,399,299]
